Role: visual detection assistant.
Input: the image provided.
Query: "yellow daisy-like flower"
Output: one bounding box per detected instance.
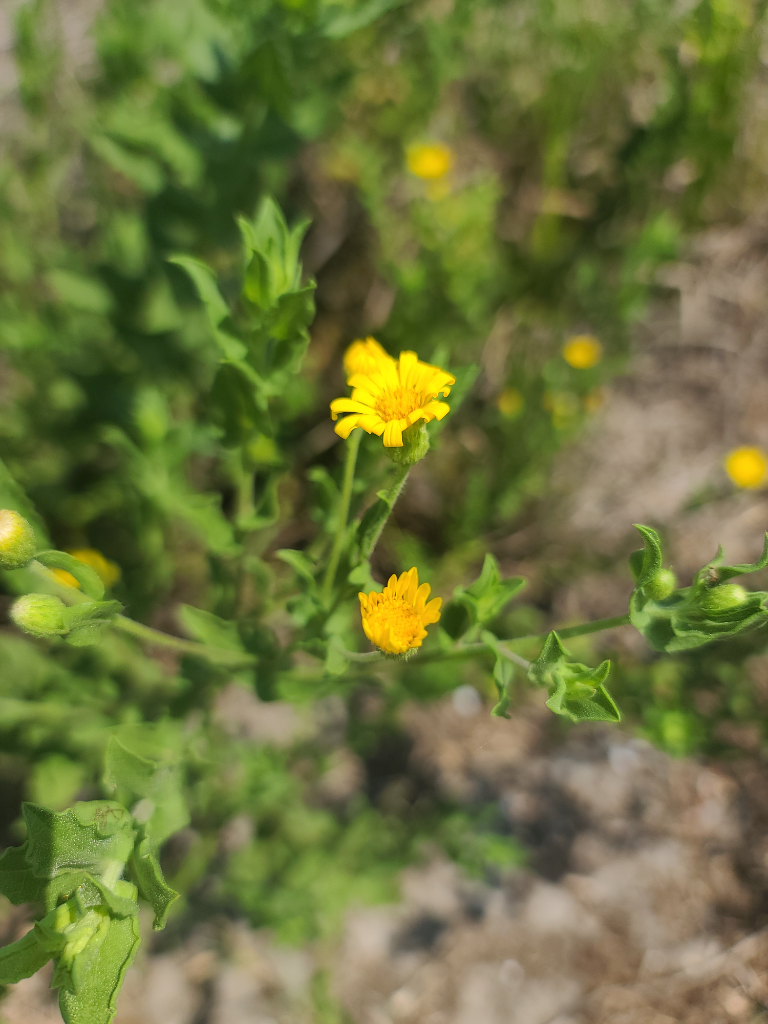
[359,567,442,655]
[330,351,455,448]
[343,337,395,378]
[496,387,524,419]
[406,142,454,181]
[725,446,768,489]
[51,549,121,590]
[562,334,602,369]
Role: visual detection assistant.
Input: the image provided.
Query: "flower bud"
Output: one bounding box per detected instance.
[386,420,430,466]
[644,568,677,601]
[10,593,67,638]
[700,583,748,613]
[0,509,36,570]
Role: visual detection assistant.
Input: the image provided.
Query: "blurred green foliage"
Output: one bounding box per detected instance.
[0,0,767,995]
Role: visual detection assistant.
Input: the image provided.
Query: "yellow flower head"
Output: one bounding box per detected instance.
[563,334,602,369]
[496,387,524,419]
[330,351,455,448]
[359,567,442,655]
[343,337,395,378]
[52,549,121,590]
[406,143,454,181]
[725,446,768,489]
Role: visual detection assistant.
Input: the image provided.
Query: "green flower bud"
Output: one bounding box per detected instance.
[0,509,36,569]
[700,583,748,613]
[386,420,430,466]
[644,568,677,601]
[10,593,68,638]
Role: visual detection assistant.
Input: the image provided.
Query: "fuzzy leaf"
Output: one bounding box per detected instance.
[528,632,620,723]
[57,913,141,1024]
[0,842,46,904]
[22,802,135,880]
[128,838,179,930]
[103,738,189,849]
[0,928,51,984]
[482,632,513,719]
[168,255,230,327]
[454,554,525,626]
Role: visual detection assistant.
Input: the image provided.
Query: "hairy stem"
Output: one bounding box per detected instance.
[321,429,363,607]
[112,615,256,666]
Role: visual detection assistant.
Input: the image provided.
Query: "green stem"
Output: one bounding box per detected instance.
[112,615,256,667]
[359,463,410,562]
[321,429,362,607]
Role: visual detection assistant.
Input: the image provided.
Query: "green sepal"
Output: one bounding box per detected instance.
[57,912,141,1024]
[22,801,136,879]
[35,551,105,600]
[128,837,179,930]
[103,738,189,850]
[0,927,52,984]
[628,524,663,587]
[453,554,526,627]
[482,631,513,719]
[0,841,46,904]
[528,631,620,723]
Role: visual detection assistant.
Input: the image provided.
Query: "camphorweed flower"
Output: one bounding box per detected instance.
[330,350,455,448]
[343,337,395,377]
[406,143,454,181]
[359,567,442,656]
[51,549,121,589]
[562,334,602,369]
[725,446,768,489]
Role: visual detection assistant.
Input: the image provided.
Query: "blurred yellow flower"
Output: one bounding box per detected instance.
[725,446,768,489]
[330,351,455,448]
[359,567,442,655]
[496,387,524,419]
[52,549,121,590]
[562,334,602,369]
[343,337,395,378]
[406,142,454,181]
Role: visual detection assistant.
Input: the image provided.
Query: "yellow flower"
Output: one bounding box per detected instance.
[359,567,442,655]
[330,351,455,448]
[52,549,121,590]
[406,143,454,181]
[562,335,602,369]
[343,337,395,378]
[725,446,768,489]
[496,387,524,419]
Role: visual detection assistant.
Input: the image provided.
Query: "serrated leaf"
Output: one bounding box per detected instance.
[35,551,105,600]
[103,738,189,850]
[57,913,140,1024]
[129,838,179,930]
[23,802,135,880]
[629,524,663,586]
[0,842,46,904]
[0,928,52,984]
[528,631,620,723]
[168,255,230,327]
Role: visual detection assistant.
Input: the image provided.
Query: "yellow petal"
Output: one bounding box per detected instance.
[422,597,442,625]
[414,581,431,611]
[334,415,362,439]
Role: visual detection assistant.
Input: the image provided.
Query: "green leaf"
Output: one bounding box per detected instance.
[208,363,267,447]
[0,842,46,904]
[167,255,230,327]
[357,498,391,560]
[76,876,138,920]
[128,838,179,930]
[321,0,406,38]
[324,635,350,677]
[57,913,141,1024]
[62,601,123,647]
[0,928,52,984]
[276,549,318,591]
[528,632,620,723]
[177,605,244,652]
[45,270,113,315]
[704,532,768,583]
[347,559,378,593]
[103,738,189,849]
[629,524,663,586]
[268,284,316,342]
[35,551,105,600]
[455,554,526,625]
[22,802,135,880]
[481,632,513,718]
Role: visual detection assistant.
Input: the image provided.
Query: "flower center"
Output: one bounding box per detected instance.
[368,598,423,654]
[375,386,422,423]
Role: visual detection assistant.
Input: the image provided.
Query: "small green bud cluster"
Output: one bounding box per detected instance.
[10,594,68,638]
[386,420,430,466]
[644,567,677,601]
[0,509,36,569]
